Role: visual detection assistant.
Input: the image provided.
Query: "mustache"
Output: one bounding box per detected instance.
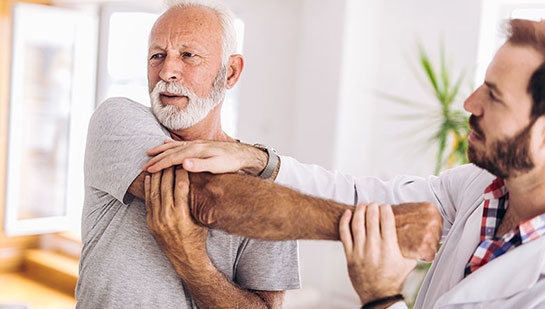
[154,81,192,97]
[469,115,485,140]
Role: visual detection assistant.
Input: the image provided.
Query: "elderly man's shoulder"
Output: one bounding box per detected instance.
[93,97,150,118]
[86,97,163,141]
[89,97,156,128]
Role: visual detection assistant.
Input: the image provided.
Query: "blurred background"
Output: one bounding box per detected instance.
[0,0,544,308]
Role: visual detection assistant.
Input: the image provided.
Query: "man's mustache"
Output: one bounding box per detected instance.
[469,115,485,140]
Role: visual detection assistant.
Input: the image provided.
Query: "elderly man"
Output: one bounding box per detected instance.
[142,19,545,307]
[75,1,299,307]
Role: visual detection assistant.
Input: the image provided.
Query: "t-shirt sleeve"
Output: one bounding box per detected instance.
[84,97,172,204]
[234,239,301,291]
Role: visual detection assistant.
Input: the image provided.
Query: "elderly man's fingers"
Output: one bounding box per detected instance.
[351,203,367,251]
[379,204,397,243]
[144,175,152,218]
[339,209,354,256]
[160,167,175,215]
[365,202,380,248]
[150,171,162,220]
[174,168,190,216]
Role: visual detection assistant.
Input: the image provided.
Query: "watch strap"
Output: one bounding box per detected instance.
[253,144,279,179]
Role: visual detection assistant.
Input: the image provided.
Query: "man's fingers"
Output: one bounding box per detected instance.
[146,141,180,156]
[143,149,178,173]
[174,168,191,216]
[144,175,152,218]
[351,203,367,251]
[182,157,235,174]
[365,202,380,248]
[161,167,175,215]
[339,209,354,256]
[174,168,189,202]
[379,204,397,242]
[150,171,162,220]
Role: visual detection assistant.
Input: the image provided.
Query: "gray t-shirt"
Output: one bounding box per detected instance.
[75,97,300,308]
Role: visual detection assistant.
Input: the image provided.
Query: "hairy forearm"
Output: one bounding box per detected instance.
[189,172,441,260]
[189,172,347,240]
[168,254,272,309]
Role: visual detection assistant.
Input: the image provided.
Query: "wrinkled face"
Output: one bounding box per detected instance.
[147,6,227,130]
[464,43,544,179]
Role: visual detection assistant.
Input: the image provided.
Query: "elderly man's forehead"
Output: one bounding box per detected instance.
[151,6,223,35]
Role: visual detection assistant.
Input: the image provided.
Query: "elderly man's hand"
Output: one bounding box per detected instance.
[142,140,267,176]
[144,166,209,276]
[392,202,442,262]
[340,203,416,306]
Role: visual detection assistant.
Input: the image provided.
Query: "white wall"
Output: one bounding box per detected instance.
[233,0,483,179]
[335,0,483,179]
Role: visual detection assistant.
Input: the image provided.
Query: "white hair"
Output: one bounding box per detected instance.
[164,0,237,64]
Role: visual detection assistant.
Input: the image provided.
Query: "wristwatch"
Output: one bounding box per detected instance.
[253,144,279,179]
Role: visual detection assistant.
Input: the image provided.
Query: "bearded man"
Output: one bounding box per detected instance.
[75,1,300,307]
[140,19,545,308]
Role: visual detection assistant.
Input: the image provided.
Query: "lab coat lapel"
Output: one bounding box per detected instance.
[435,236,545,306]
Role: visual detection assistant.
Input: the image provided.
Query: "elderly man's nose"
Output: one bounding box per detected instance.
[160,57,182,81]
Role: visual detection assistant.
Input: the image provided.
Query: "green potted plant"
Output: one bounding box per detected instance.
[380,43,470,174]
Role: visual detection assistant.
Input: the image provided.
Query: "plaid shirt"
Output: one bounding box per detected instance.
[464,178,545,276]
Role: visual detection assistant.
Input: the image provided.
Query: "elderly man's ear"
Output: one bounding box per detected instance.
[226,54,244,89]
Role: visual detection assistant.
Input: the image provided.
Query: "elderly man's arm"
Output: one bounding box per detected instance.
[145,167,284,308]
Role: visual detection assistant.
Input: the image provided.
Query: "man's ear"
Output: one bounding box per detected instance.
[225,54,244,89]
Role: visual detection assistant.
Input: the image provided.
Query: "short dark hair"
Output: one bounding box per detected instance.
[506,19,545,119]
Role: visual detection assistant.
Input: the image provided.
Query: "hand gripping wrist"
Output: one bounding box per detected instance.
[253,144,279,179]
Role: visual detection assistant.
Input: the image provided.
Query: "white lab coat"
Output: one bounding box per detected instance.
[276,156,545,308]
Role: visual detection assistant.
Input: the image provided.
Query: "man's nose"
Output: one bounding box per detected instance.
[159,55,183,82]
[463,86,484,117]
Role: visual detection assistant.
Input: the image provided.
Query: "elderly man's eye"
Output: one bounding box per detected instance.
[182,52,196,58]
[150,53,163,60]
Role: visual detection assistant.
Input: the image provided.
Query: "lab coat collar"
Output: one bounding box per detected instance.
[435,235,545,306]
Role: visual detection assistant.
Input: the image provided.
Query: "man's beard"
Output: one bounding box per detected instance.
[467,115,535,179]
[150,65,227,131]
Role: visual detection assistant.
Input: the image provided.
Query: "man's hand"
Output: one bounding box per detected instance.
[144,166,209,277]
[392,202,442,262]
[142,140,267,176]
[339,202,416,306]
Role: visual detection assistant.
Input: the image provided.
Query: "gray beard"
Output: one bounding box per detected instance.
[150,65,227,131]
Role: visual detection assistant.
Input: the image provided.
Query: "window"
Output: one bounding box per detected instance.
[4,3,97,236]
[476,0,545,84]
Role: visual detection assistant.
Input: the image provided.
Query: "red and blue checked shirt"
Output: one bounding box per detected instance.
[464,178,545,276]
